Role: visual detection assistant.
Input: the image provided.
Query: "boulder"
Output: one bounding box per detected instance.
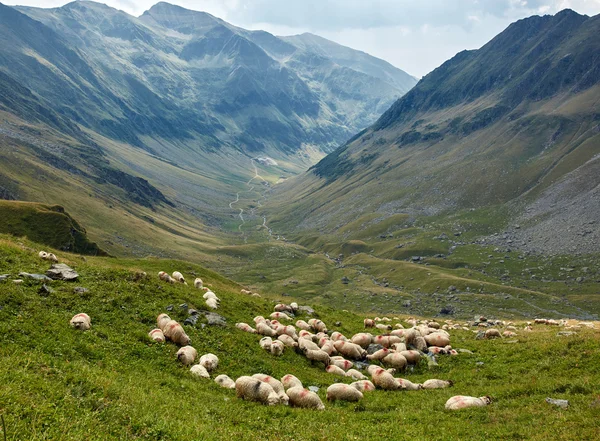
[46,264,78,281]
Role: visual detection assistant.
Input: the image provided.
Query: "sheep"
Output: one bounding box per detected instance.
[503,331,517,337]
[215,374,235,389]
[376,324,392,331]
[277,334,298,348]
[325,365,347,377]
[351,333,373,348]
[366,348,392,361]
[194,278,203,288]
[176,346,197,366]
[307,319,327,333]
[485,329,501,339]
[298,330,315,340]
[445,395,491,410]
[373,335,402,348]
[70,313,91,331]
[327,383,363,402]
[394,323,405,329]
[320,340,336,356]
[157,313,171,331]
[271,340,285,356]
[281,374,303,390]
[205,298,219,309]
[203,291,220,301]
[252,374,289,405]
[330,331,347,342]
[259,337,273,351]
[425,332,450,347]
[370,367,400,391]
[428,346,448,355]
[330,357,353,371]
[413,336,428,352]
[397,378,422,391]
[333,341,366,360]
[253,315,267,325]
[240,289,252,295]
[199,353,219,372]
[296,320,311,331]
[158,271,169,281]
[364,319,375,328]
[274,304,293,313]
[400,350,421,364]
[422,379,453,389]
[190,364,210,379]
[286,386,325,410]
[382,353,408,370]
[391,342,407,352]
[367,365,395,376]
[350,380,376,392]
[163,320,191,346]
[148,328,165,343]
[235,322,256,333]
[346,369,368,380]
[47,253,58,263]
[270,312,292,320]
[298,337,320,352]
[256,322,277,337]
[304,349,330,365]
[274,325,298,339]
[428,321,441,329]
[38,251,48,259]
[235,376,280,406]
[172,271,185,283]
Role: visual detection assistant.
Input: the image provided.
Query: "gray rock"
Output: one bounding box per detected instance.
[202,312,227,327]
[0,274,9,281]
[557,331,576,337]
[188,309,199,316]
[353,361,370,371]
[475,330,486,340]
[184,315,199,326]
[298,306,315,315]
[73,287,89,294]
[546,398,569,409]
[308,386,319,393]
[179,303,188,310]
[38,284,54,295]
[367,344,384,355]
[46,264,78,281]
[19,272,52,281]
[166,305,174,311]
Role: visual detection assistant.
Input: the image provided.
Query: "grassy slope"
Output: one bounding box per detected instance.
[1,235,599,440]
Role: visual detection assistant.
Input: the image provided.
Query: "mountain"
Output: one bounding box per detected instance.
[267,9,600,254]
[0,1,416,255]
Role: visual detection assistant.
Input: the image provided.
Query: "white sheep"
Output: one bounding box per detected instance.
[485,329,501,339]
[199,353,219,372]
[364,319,375,328]
[330,357,353,371]
[373,335,402,348]
[270,340,285,356]
[366,348,392,361]
[270,312,292,320]
[286,386,325,410]
[325,365,347,377]
[445,395,491,410]
[326,383,363,402]
[382,353,408,370]
[396,378,422,391]
[422,379,453,389]
[257,322,277,337]
[425,332,450,347]
[259,337,273,351]
[38,251,48,259]
[296,320,311,331]
[194,278,203,288]
[298,337,320,352]
[304,349,330,365]
[376,323,392,331]
[172,271,185,283]
[413,336,428,352]
[320,340,336,356]
[205,298,219,309]
[346,369,368,380]
[277,334,298,348]
[350,380,376,392]
[203,291,220,301]
[307,319,327,333]
[235,322,256,333]
[157,313,171,331]
[252,374,288,404]
[274,325,298,339]
[70,313,91,331]
[235,376,280,405]
[47,253,59,263]
[163,320,191,346]
[350,333,373,348]
[190,364,210,379]
[330,331,347,342]
[274,304,293,313]
[215,374,235,389]
[148,328,165,343]
[400,350,421,364]
[333,341,366,360]
[369,367,400,390]
[281,374,303,390]
[176,346,197,366]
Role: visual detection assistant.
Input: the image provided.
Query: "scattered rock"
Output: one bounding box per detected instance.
[308,386,319,393]
[341,276,350,284]
[46,264,78,281]
[298,306,315,315]
[475,331,486,340]
[18,272,52,281]
[179,303,188,310]
[354,361,370,371]
[557,331,575,337]
[448,285,457,292]
[335,321,341,327]
[188,309,199,316]
[367,344,384,355]
[73,287,89,294]
[184,315,199,326]
[0,274,9,281]
[38,284,54,295]
[546,398,569,409]
[202,312,227,327]
[166,305,174,311]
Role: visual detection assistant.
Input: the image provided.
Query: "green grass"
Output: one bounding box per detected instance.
[1,235,599,440]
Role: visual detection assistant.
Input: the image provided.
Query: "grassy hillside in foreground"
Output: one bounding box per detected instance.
[1,235,599,440]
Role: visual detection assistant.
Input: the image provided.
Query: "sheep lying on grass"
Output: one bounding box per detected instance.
[445,395,491,410]
[70,313,91,331]
[422,379,453,389]
[39,251,59,263]
[157,313,171,331]
[235,322,256,333]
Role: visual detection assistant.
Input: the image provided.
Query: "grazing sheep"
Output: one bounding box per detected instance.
[333,341,366,360]
[330,358,353,371]
[397,378,422,391]
[373,335,402,348]
[252,374,289,405]
[177,346,197,366]
[256,322,277,337]
[215,374,235,389]
[422,379,453,389]
[172,271,185,283]
[425,332,450,347]
[47,253,58,263]
[274,325,298,339]
[298,337,321,352]
[370,367,400,391]
[445,395,491,410]
[235,376,280,406]
[270,312,292,320]
[274,304,293,313]
[158,271,169,281]
[296,320,311,331]
[203,291,220,301]
[376,324,392,331]
[382,353,408,370]
[330,331,347,342]
[350,380,376,392]
[148,328,165,343]
[235,322,256,333]
[325,365,347,377]
[281,374,303,390]
[240,289,252,295]
[205,298,219,309]
[503,331,517,337]
[259,337,273,351]
[485,329,501,339]
[428,346,448,355]
[307,319,327,333]
[38,251,48,259]
[366,348,392,361]
[400,350,421,364]
[190,364,210,379]
[199,353,219,372]
[351,333,373,348]
[271,340,285,356]
[194,278,203,288]
[163,320,191,346]
[320,340,336,356]
[391,342,408,352]
[286,386,325,410]
[327,383,363,402]
[70,313,91,331]
[413,336,428,352]
[304,349,331,365]
[346,369,368,380]
[277,334,298,348]
[364,319,375,328]
[428,321,441,329]
[298,330,315,340]
[157,313,171,331]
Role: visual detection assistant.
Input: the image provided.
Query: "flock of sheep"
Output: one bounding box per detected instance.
[65,266,596,413]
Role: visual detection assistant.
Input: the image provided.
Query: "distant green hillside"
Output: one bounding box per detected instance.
[0,201,106,255]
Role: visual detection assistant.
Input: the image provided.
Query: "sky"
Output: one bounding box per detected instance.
[5,0,600,77]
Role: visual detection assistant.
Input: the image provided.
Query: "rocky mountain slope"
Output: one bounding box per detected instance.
[268,9,600,254]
